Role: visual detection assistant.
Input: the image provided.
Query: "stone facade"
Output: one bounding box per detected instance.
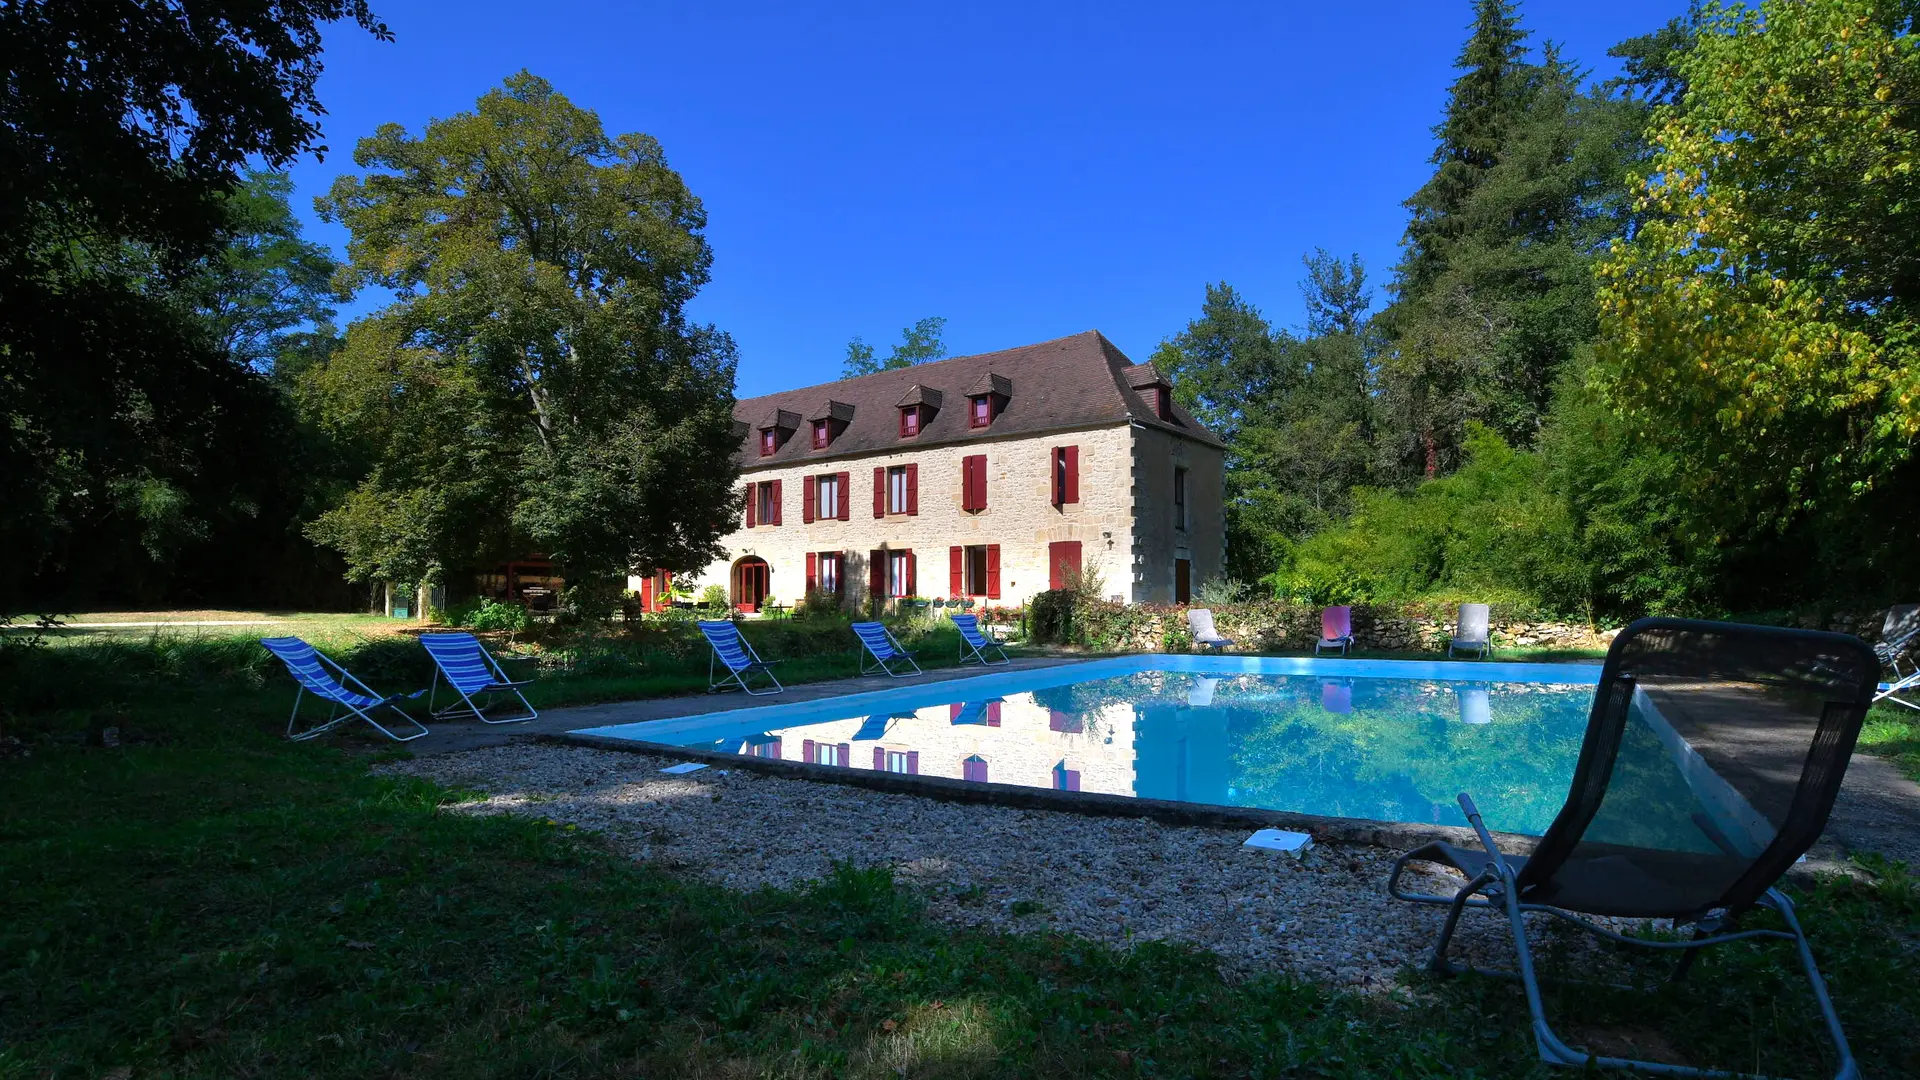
[647,420,1224,611]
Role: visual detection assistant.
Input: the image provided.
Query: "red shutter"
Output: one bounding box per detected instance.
[950,546,963,597]
[986,545,1001,599]
[961,456,974,512]
[873,467,885,518]
[1048,540,1082,590]
[838,742,850,767]
[986,700,1002,726]
[874,746,887,770]
[803,738,815,764]
[906,751,919,775]
[769,479,783,525]
[1064,445,1079,504]
[962,454,984,512]
[870,549,885,598]
[806,552,818,593]
[803,476,816,523]
[904,549,916,595]
[659,571,672,611]
[744,483,756,528]
[905,463,918,515]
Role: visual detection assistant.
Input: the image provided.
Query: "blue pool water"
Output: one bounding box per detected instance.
[574,656,1605,835]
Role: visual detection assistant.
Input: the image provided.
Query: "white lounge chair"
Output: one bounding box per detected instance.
[1874,603,1919,710]
[1187,608,1234,652]
[1448,603,1491,659]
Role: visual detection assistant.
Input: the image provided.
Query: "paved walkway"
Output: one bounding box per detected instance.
[405,656,1085,757]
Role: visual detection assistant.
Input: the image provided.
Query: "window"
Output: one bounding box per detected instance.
[961,454,987,512]
[964,545,989,596]
[759,428,777,456]
[816,551,842,595]
[899,406,922,437]
[812,419,830,449]
[743,736,781,759]
[962,755,989,783]
[1174,467,1189,531]
[969,394,993,428]
[1155,385,1172,420]
[1052,445,1079,506]
[887,465,910,515]
[756,482,779,525]
[888,550,913,597]
[815,473,841,520]
[1049,709,1084,734]
[806,740,846,767]
[881,749,916,774]
[1053,761,1081,792]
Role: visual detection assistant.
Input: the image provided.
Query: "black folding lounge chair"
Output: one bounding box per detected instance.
[1388,617,1878,1079]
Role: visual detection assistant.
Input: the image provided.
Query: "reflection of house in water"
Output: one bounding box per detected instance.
[732,691,1140,794]
[1132,700,1231,805]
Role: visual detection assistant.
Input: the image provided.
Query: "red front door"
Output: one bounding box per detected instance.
[734,559,769,612]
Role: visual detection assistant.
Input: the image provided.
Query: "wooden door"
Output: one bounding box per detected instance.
[1175,558,1192,604]
[1048,540,1083,591]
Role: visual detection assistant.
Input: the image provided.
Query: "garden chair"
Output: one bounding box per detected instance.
[1388,617,1878,1079]
[950,612,1010,666]
[1872,603,1919,710]
[419,632,537,724]
[260,636,429,743]
[1315,606,1353,656]
[1454,684,1490,725]
[1447,603,1491,659]
[1187,608,1234,652]
[1187,676,1218,708]
[853,621,922,678]
[697,619,783,695]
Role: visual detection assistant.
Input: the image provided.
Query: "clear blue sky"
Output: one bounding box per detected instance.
[290,0,1685,398]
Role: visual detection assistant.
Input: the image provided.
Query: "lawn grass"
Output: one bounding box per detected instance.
[2,654,1917,1078]
[1859,700,1920,782]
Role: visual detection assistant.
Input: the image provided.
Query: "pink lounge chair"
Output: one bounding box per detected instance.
[1316,606,1353,656]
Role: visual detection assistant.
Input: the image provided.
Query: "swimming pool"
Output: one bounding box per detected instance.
[573,655,1608,834]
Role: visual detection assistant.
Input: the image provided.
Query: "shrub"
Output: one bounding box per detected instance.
[698,585,728,611]
[451,598,531,634]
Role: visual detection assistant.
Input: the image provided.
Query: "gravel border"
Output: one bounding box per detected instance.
[379,744,1640,989]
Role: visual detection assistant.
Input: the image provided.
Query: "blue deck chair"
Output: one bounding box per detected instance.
[853,621,922,677]
[697,620,783,695]
[261,636,428,742]
[420,632,537,724]
[950,613,1009,666]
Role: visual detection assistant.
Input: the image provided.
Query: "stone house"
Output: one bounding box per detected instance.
[640,331,1226,611]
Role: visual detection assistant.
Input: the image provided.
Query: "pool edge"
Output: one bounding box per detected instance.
[546,730,1542,855]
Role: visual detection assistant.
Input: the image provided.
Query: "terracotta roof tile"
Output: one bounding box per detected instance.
[734,330,1221,469]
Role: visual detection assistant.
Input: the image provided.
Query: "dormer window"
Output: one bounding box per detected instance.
[759,428,778,456]
[812,419,830,449]
[1155,386,1172,421]
[894,385,941,439]
[1124,363,1178,425]
[755,407,802,456]
[964,372,1011,430]
[805,399,853,451]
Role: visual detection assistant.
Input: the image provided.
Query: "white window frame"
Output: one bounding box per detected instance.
[815,474,840,520]
[883,750,912,774]
[756,482,777,523]
[817,551,841,595]
[812,742,843,767]
[888,551,911,598]
[887,465,909,515]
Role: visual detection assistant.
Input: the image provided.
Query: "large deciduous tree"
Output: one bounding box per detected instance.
[1594,0,1920,598]
[0,0,387,608]
[308,73,742,613]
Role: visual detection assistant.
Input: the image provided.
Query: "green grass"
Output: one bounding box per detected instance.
[1859,700,1920,782]
[2,656,1917,1078]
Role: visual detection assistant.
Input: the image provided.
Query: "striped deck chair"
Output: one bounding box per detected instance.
[697,620,783,695]
[853,621,922,677]
[261,637,428,742]
[950,613,1009,666]
[1315,605,1353,656]
[420,632,537,724]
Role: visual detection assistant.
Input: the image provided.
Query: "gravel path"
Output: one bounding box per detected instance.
[380,744,1629,989]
